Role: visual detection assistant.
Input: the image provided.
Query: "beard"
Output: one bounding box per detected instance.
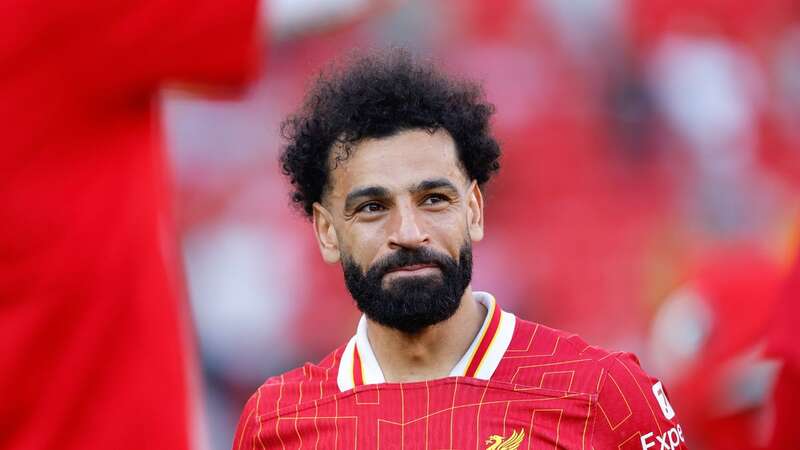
[342,242,472,334]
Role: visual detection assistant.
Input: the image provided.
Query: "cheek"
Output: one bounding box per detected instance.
[342,225,387,267]
[425,214,469,251]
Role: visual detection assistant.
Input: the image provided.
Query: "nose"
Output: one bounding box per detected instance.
[387,202,429,250]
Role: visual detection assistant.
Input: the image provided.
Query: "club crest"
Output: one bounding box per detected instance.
[485,429,525,450]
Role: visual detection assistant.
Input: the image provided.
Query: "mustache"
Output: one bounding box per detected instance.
[369,247,453,277]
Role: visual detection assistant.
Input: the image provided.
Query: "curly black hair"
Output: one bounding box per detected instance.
[280,48,501,217]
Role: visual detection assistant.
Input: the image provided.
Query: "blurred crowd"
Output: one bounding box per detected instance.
[161,1,800,449]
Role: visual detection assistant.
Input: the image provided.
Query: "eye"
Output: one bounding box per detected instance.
[422,194,449,206]
[356,202,386,214]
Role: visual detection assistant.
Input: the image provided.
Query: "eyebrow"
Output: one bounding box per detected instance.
[410,178,459,194]
[344,186,390,211]
[343,178,460,211]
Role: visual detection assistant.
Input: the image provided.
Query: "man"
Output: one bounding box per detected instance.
[234,50,687,449]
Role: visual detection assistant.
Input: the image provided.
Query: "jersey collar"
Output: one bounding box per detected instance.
[337,292,516,392]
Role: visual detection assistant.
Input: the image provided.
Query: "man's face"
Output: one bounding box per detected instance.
[312,129,485,334]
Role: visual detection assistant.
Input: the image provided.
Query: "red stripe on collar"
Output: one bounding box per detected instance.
[464,299,501,378]
[353,343,364,387]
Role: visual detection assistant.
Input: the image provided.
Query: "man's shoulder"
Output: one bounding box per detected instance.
[495,317,688,447]
[245,344,347,416]
[232,344,350,446]
[500,317,632,368]
[493,317,648,395]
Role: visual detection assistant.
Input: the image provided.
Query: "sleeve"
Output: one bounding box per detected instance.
[232,380,285,450]
[233,387,286,450]
[98,0,262,89]
[232,391,261,450]
[591,353,689,450]
[5,0,261,96]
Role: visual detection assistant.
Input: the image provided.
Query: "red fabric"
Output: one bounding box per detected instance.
[769,366,800,450]
[768,250,800,449]
[0,1,258,449]
[691,248,783,364]
[768,249,800,368]
[662,247,783,450]
[233,318,687,448]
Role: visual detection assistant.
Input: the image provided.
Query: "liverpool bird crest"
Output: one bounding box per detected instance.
[485,429,525,450]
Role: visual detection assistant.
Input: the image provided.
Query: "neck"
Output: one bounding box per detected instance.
[365,286,486,383]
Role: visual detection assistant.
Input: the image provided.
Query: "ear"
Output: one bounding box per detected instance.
[467,180,484,242]
[312,202,341,264]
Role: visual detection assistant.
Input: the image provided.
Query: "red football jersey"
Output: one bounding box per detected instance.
[234,293,687,449]
[0,2,257,449]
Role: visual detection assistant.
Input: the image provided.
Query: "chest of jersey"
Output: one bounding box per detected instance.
[266,377,593,449]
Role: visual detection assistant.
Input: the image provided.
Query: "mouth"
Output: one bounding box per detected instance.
[384,264,440,275]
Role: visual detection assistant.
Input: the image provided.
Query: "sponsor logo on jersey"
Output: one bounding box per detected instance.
[640,424,685,450]
[485,429,525,449]
[651,381,676,420]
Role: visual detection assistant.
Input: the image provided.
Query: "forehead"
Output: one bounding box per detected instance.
[327,129,467,197]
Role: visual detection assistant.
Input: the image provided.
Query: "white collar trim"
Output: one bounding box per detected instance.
[336,291,516,392]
